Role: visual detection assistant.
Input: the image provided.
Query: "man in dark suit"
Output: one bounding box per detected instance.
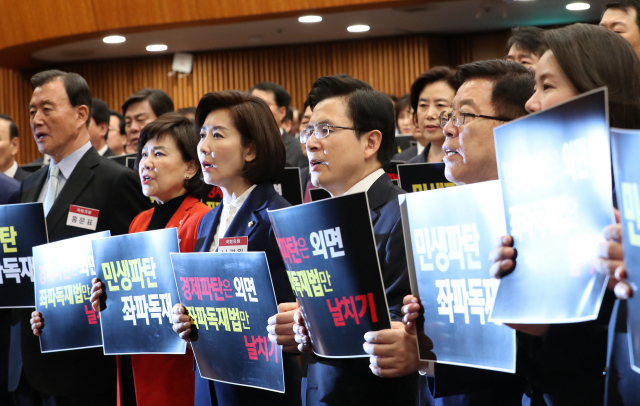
[0,115,29,182]
[267,75,419,405]
[0,172,19,406]
[251,82,307,169]
[9,70,151,406]
[88,98,116,157]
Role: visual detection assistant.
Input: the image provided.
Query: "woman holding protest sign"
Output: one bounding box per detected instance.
[171,90,301,406]
[81,112,210,406]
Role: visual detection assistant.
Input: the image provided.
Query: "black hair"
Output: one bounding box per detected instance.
[91,98,110,139]
[307,75,395,169]
[0,114,19,140]
[505,26,547,57]
[604,0,640,29]
[455,60,535,120]
[410,66,460,113]
[122,88,174,118]
[136,112,209,199]
[31,70,92,128]
[177,107,196,116]
[250,82,290,109]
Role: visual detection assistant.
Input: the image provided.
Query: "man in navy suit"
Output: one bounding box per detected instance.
[0,115,29,182]
[363,60,536,406]
[9,70,150,406]
[267,75,419,405]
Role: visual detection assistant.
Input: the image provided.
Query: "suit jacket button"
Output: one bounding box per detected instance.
[248,221,255,227]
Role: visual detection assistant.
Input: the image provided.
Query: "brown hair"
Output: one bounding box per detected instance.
[195,90,286,184]
[136,112,209,199]
[543,23,640,129]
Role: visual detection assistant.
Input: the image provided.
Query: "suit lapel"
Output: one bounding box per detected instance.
[21,167,48,203]
[366,174,394,225]
[46,150,98,232]
[199,204,224,252]
[223,183,274,241]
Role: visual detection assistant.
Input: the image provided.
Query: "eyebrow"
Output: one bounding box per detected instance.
[29,99,54,108]
[457,98,478,110]
[201,125,229,131]
[143,145,168,150]
[419,97,450,103]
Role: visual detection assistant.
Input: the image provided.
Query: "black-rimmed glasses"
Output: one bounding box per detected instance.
[439,109,512,128]
[299,123,359,144]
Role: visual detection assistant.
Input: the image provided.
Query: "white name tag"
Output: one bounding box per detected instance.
[218,236,248,253]
[66,205,99,231]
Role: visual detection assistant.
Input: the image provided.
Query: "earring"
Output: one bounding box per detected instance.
[185,175,189,179]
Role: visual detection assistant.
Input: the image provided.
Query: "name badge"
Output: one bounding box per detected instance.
[66,205,99,231]
[218,236,248,253]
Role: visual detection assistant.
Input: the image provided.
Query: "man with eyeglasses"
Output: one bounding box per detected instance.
[266,75,419,406]
[361,60,535,406]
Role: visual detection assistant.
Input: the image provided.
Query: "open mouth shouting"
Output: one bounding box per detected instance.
[141,173,154,185]
[310,159,328,170]
[34,131,49,142]
[443,145,460,159]
[202,160,217,171]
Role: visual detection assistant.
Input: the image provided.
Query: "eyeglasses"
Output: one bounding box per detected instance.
[299,123,359,144]
[439,109,512,128]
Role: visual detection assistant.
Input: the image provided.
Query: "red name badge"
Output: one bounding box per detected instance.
[218,236,248,253]
[66,205,99,231]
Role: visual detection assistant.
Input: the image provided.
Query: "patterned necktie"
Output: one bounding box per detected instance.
[43,164,60,216]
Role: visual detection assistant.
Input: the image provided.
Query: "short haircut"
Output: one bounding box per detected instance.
[31,70,92,128]
[604,0,640,30]
[110,110,126,135]
[302,99,310,113]
[410,66,460,113]
[250,82,290,109]
[136,112,209,199]
[455,60,535,120]
[122,88,174,118]
[307,75,396,169]
[505,26,547,57]
[284,107,294,122]
[195,90,286,184]
[543,23,640,129]
[0,114,19,140]
[177,107,196,116]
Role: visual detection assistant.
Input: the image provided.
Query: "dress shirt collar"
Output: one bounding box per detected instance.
[417,142,426,156]
[222,184,257,211]
[51,141,92,180]
[97,144,109,156]
[342,168,385,196]
[3,160,18,178]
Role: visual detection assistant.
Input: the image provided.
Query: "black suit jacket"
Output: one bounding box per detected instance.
[392,145,418,162]
[406,143,432,164]
[102,147,116,158]
[282,131,308,169]
[605,300,640,406]
[9,147,151,396]
[302,174,419,406]
[12,166,30,182]
[193,183,301,406]
[0,172,19,204]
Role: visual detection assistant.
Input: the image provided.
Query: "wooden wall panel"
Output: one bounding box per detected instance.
[2,34,431,163]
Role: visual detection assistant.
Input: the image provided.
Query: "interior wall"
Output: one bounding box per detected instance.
[3,30,510,164]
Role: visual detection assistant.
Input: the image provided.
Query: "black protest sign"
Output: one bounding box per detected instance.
[0,203,47,308]
[34,231,110,352]
[201,185,224,209]
[274,168,303,206]
[612,128,640,374]
[171,252,284,392]
[491,89,611,323]
[397,162,455,194]
[269,192,391,357]
[386,160,403,183]
[93,228,185,355]
[400,181,515,372]
[395,135,415,152]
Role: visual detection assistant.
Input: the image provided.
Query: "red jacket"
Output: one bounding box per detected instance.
[118,195,209,406]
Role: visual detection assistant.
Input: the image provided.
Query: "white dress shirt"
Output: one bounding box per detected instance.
[209,184,257,252]
[97,144,109,156]
[417,142,426,157]
[3,160,18,178]
[38,142,92,203]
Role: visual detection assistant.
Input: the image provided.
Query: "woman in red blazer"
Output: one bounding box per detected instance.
[89,113,210,406]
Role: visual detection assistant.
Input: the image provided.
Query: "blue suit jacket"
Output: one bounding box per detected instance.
[0,172,19,204]
[193,182,301,406]
[605,300,640,406]
[302,174,419,406]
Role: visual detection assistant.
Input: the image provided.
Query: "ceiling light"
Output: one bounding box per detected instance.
[299,15,322,23]
[146,44,168,52]
[103,35,125,44]
[566,2,590,10]
[347,25,370,33]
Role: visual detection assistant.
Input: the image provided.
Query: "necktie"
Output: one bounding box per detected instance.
[43,164,60,216]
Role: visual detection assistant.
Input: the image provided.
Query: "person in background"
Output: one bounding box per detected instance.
[489,23,640,405]
[88,98,115,157]
[400,67,459,164]
[108,110,127,156]
[177,107,197,121]
[267,75,419,406]
[86,113,210,406]
[122,88,174,154]
[171,90,301,406]
[505,26,546,70]
[374,60,533,406]
[0,114,29,181]
[251,82,307,168]
[290,107,301,137]
[298,99,317,203]
[601,0,640,58]
[13,69,150,406]
[395,94,414,136]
